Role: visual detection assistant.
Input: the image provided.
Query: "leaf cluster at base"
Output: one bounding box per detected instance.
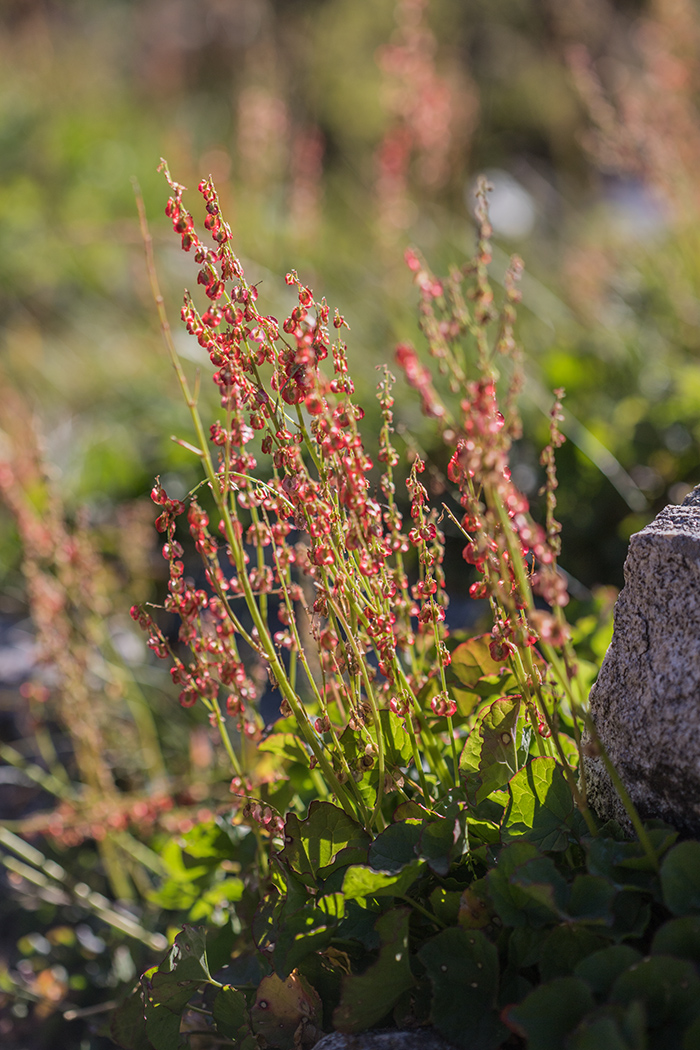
[109,758,700,1050]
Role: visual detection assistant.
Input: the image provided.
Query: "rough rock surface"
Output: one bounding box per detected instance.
[313,1031,456,1050]
[585,485,700,834]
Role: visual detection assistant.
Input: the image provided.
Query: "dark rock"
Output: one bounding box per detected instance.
[313,1031,456,1050]
[584,485,700,834]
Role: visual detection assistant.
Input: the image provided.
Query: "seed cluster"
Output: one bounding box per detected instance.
[130,164,576,829]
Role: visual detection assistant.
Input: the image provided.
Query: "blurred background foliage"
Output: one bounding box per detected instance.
[2,0,700,1042]
[2,0,700,591]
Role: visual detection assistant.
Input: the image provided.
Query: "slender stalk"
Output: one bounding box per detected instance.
[210,696,244,778]
[399,893,446,928]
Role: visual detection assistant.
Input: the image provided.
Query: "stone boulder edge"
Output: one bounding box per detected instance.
[584,485,700,835]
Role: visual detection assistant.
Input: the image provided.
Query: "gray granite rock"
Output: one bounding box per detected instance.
[584,485,700,834]
[313,1030,456,1050]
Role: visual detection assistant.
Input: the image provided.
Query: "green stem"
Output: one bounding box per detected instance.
[330,601,386,831]
[210,696,243,778]
[399,893,445,928]
[430,603,457,789]
[395,664,451,789]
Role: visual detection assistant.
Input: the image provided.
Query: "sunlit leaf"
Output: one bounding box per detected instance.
[278,801,370,882]
[502,757,579,852]
[342,858,425,900]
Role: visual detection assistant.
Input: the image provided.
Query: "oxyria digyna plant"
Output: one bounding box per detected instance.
[114,163,686,1050]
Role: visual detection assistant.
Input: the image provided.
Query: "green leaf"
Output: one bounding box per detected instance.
[298,951,345,1032]
[258,732,309,765]
[212,986,249,1039]
[341,858,425,901]
[377,709,413,766]
[683,1015,700,1050]
[611,890,652,940]
[154,926,211,982]
[273,896,345,978]
[218,952,271,988]
[450,635,504,683]
[278,801,370,883]
[338,711,411,810]
[486,841,568,927]
[335,900,382,948]
[429,887,462,926]
[418,927,505,1050]
[506,926,548,971]
[502,757,579,852]
[574,945,643,999]
[566,874,616,924]
[189,878,244,921]
[110,985,152,1050]
[144,1001,182,1050]
[505,976,595,1050]
[587,829,677,891]
[318,892,345,919]
[460,696,522,802]
[538,927,608,982]
[460,696,518,772]
[368,820,422,873]
[661,841,700,915]
[206,920,237,974]
[252,889,281,953]
[610,955,700,1034]
[250,972,322,1050]
[393,800,430,821]
[179,819,237,860]
[333,908,415,1032]
[651,916,700,964]
[147,926,211,1013]
[457,886,492,929]
[418,804,468,876]
[566,1008,641,1050]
